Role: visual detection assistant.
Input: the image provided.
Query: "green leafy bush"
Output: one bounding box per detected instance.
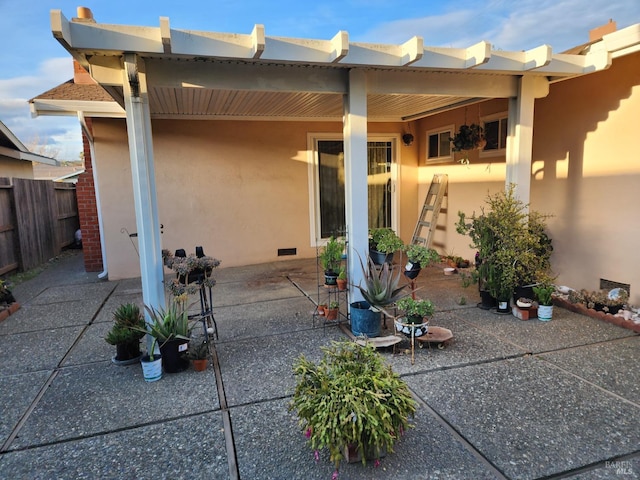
[289,341,416,470]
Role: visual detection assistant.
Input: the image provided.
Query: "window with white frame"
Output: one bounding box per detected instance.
[425,125,454,163]
[482,113,508,154]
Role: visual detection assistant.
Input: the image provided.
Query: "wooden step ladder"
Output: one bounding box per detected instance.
[410,174,448,248]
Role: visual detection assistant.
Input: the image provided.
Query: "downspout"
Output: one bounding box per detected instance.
[78,112,108,279]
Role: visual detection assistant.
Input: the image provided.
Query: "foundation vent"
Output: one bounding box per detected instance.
[278,248,297,256]
[599,278,630,295]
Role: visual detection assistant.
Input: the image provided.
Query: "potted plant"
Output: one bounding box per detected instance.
[163,249,221,297]
[456,185,553,313]
[325,301,340,321]
[319,236,345,285]
[336,266,348,291]
[289,341,416,475]
[395,297,434,337]
[449,123,485,165]
[143,300,193,373]
[105,303,146,365]
[368,228,404,265]
[140,337,163,382]
[533,284,555,321]
[186,339,209,371]
[403,244,440,279]
[352,254,408,337]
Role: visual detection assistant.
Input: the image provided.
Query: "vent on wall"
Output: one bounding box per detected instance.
[278,248,297,256]
[600,278,630,295]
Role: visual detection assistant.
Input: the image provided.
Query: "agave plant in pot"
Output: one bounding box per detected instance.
[352,254,408,337]
[143,299,193,373]
[105,303,146,365]
[289,341,416,476]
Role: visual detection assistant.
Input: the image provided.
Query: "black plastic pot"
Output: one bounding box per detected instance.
[159,339,190,373]
[114,341,142,363]
[403,261,421,280]
[369,249,393,265]
[478,290,497,310]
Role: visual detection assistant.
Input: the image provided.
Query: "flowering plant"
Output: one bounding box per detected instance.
[289,341,415,475]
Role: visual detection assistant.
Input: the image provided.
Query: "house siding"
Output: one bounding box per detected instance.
[419,51,640,304]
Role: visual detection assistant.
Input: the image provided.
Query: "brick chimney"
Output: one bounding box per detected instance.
[589,19,617,42]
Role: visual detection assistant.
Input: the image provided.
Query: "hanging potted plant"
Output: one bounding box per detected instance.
[319,236,345,286]
[289,341,416,476]
[450,123,485,165]
[105,303,146,365]
[368,228,404,265]
[403,244,440,280]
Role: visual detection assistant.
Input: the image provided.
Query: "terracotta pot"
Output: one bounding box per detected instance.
[336,278,348,291]
[325,307,339,321]
[317,304,327,315]
[192,358,208,372]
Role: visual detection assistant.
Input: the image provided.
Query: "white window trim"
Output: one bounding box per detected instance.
[425,124,454,164]
[307,133,400,246]
[480,112,508,158]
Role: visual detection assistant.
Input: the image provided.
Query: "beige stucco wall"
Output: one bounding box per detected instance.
[0,158,34,180]
[417,52,640,304]
[94,50,639,303]
[94,119,417,279]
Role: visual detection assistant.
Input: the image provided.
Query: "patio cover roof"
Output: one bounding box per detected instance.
[30,11,640,122]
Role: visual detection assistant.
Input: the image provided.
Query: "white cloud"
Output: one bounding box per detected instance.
[0,57,80,161]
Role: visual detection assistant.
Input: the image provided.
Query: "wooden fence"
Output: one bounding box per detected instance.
[0,178,79,275]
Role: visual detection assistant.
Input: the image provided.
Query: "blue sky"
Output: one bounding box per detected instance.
[1,0,639,161]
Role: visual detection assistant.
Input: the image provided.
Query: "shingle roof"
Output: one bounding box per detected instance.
[31,80,114,102]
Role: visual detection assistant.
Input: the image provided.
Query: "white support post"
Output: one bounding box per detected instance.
[122,54,165,350]
[343,69,368,302]
[506,75,537,208]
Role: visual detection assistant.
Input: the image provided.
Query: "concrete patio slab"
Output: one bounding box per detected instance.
[0,300,99,333]
[405,356,640,479]
[1,252,638,479]
[28,282,115,306]
[460,305,635,353]
[0,325,84,374]
[539,335,640,405]
[379,311,527,375]
[9,361,220,450]
[232,396,501,480]
[565,457,640,479]
[61,321,125,366]
[214,278,304,307]
[217,327,347,407]
[215,296,317,341]
[0,413,229,479]
[0,371,51,447]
